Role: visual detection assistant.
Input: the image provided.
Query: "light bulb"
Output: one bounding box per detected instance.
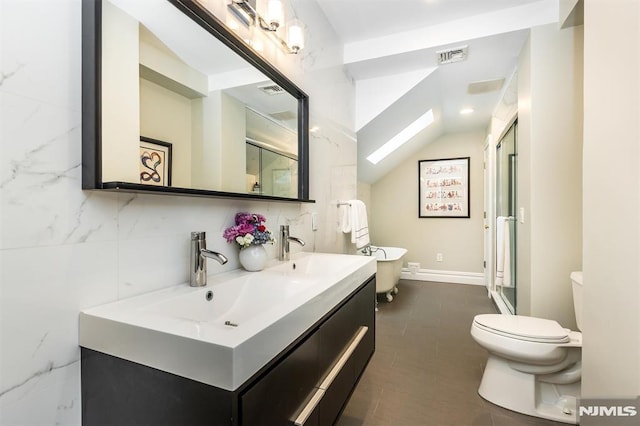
[287,20,304,53]
[267,0,283,30]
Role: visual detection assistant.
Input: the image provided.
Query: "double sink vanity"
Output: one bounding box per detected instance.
[80,252,377,425]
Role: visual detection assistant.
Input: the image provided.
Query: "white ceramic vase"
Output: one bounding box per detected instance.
[239,244,268,271]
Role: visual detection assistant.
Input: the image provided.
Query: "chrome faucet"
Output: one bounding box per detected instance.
[190,232,228,287]
[279,225,305,261]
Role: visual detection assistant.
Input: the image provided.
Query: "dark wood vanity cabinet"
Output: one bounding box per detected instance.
[81,275,376,426]
[240,275,376,426]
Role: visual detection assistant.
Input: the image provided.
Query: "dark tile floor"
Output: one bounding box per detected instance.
[337,280,566,426]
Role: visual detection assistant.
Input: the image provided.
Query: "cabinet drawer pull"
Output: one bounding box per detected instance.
[292,326,368,425]
[318,326,368,391]
[293,388,325,426]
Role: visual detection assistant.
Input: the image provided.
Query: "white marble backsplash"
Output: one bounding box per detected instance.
[0,0,357,424]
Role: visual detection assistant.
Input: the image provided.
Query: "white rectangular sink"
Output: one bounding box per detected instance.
[79,252,376,391]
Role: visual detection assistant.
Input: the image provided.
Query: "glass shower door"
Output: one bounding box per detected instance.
[496,121,517,313]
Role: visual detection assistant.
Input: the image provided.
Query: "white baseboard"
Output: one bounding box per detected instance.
[401,268,485,286]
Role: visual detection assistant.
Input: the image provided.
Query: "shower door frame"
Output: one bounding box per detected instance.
[495,120,518,314]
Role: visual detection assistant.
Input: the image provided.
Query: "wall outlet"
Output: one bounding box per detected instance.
[436,253,443,262]
[311,212,318,231]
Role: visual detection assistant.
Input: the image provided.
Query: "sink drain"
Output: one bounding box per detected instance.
[224,321,238,327]
[205,291,213,301]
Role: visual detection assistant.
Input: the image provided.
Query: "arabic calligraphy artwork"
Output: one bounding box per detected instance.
[419,157,470,218]
[140,137,172,186]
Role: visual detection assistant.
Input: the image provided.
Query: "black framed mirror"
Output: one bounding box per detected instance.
[82,0,311,202]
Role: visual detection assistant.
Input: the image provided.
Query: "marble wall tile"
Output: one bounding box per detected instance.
[0,242,118,424]
[0,0,82,111]
[307,115,358,254]
[0,360,79,426]
[1,92,119,250]
[115,193,312,298]
[1,0,82,111]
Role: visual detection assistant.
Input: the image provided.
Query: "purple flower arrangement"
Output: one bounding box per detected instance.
[223,212,275,249]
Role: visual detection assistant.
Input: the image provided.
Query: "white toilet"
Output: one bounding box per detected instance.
[471,271,583,424]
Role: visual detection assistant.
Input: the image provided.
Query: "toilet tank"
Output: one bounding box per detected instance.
[570,271,583,331]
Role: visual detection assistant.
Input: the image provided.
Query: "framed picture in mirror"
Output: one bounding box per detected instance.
[140,137,172,186]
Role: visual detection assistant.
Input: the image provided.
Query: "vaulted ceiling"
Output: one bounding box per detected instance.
[315,0,560,183]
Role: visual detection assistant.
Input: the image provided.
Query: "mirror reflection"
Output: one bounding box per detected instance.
[101,0,300,198]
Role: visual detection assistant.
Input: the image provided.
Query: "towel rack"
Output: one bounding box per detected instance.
[337,201,351,207]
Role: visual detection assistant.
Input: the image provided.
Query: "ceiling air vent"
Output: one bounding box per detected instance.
[437,45,468,65]
[258,84,286,95]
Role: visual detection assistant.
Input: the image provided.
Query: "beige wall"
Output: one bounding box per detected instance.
[191,94,223,190]
[139,86,247,193]
[357,181,372,209]
[220,93,246,193]
[138,26,208,96]
[582,0,640,398]
[104,3,209,187]
[516,23,583,329]
[139,78,193,188]
[517,36,533,316]
[101,0,139,183]
[370,130,485,272]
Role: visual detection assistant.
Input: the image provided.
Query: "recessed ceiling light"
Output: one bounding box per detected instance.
[367,109,434,165]
[460,108,474,115]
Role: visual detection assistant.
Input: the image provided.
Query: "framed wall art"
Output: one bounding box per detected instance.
[419,157,470,218]
[139,136,172,186]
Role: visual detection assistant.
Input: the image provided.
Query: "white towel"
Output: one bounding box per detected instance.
[495,216,513,288]
[341,204,352,234]
[341,200,370,249]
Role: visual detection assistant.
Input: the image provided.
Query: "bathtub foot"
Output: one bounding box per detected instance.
[386,292,393,303]
[393,286,399,295]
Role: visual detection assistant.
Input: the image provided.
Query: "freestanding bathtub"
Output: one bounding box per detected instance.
[369,246,407,302]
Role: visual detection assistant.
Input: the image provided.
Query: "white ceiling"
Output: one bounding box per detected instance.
[317,0,544,43]
[315,0,560,183]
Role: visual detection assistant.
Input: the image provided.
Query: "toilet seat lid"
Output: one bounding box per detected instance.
[473,314,570,343]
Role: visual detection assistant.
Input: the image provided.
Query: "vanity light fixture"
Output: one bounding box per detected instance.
[287,19,305,53]
[367,109,435,165]
[228,0,305,54]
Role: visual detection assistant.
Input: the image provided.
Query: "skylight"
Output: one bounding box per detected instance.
[366,109,434,165]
